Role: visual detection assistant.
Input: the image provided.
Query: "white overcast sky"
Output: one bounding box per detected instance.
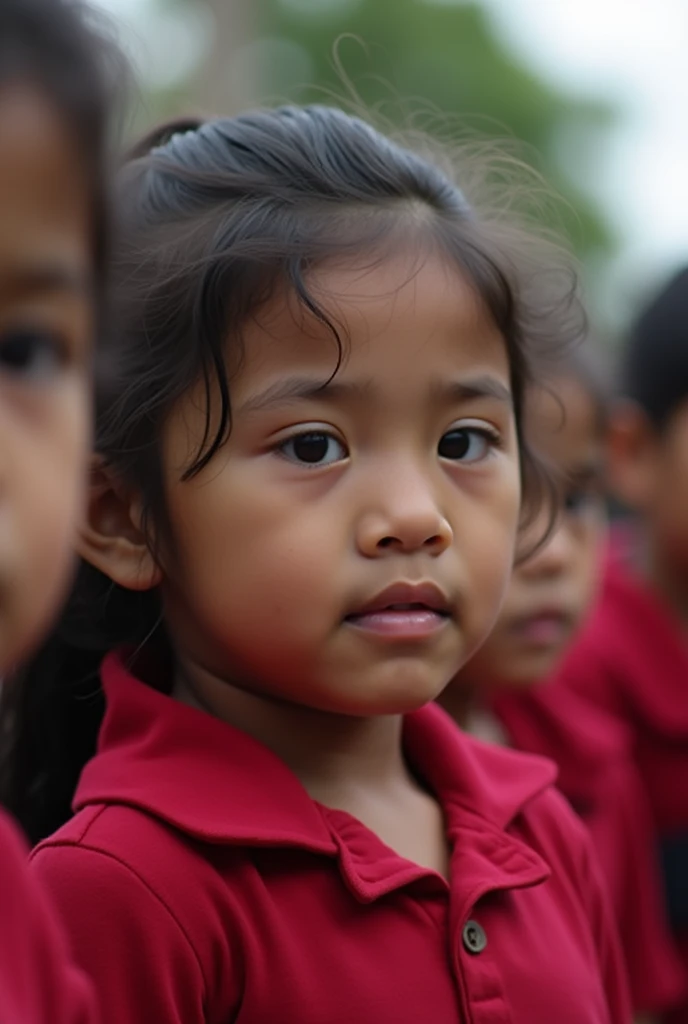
[93,0,688,326]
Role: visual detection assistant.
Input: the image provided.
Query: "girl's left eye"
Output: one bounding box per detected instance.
[278,431,348,467]
[438,427,496,463]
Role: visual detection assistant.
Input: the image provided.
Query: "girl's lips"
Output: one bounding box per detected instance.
[345,580,452,641]
[346,607,450,640]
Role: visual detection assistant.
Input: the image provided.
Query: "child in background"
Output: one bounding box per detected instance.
[560,269,688,1024]
[439,352,686,1021]
[0,0,116,1021]
[5,109,629,1023]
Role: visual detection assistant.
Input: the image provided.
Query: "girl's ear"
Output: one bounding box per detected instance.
[77,457,162,591]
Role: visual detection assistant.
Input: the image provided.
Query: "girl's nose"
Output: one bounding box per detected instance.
[355,475,453,558]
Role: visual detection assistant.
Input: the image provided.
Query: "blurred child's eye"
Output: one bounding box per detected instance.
[0,327,66,382]
[278,431,348,467]
[438,426,497,463]
[564,488,598,516]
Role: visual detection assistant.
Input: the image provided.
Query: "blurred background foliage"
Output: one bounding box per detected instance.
[125,0,620,324]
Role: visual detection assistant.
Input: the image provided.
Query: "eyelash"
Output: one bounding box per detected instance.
[274,423,502,469]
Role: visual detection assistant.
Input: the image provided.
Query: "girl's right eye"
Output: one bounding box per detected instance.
[0,327,67,382]
[277,431,348,467]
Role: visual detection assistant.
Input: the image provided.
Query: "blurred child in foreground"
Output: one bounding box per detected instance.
[0,0,117,1020]
[561,269,688,1024]
[439,349,686,1021]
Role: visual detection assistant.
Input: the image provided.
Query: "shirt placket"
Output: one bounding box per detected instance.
[447,822,550,1024]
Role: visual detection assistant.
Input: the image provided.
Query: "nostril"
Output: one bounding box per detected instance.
[377,536,396,549]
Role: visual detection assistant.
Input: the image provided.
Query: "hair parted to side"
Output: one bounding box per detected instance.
[0,104,584,843]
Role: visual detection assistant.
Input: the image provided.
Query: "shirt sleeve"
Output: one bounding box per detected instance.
[0,811,98,1024]
[30,840,208,1024]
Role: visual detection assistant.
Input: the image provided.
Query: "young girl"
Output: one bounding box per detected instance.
[8,108,629,1023]
[439,355,686,1021]
[0,0,116,1020]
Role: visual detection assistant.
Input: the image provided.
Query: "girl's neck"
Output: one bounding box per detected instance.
[172,659,412,807]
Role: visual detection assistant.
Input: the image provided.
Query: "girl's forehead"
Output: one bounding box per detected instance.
[233,251,510,392]
[0,94,91,329]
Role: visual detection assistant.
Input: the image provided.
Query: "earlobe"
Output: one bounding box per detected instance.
[77,457,162,592]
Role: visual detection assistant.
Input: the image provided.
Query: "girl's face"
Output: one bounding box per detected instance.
[156,251,522,715]
[456,376,607,692]
[0,85,92,672]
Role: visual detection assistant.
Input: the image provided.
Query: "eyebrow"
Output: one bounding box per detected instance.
[565,459,605,483]
[239,373,513,414]
[431,376,513,407]
[0,262,90,300]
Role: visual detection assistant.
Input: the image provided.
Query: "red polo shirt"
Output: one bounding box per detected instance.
[561,555,688,1023]
[564,557,688,835]
[493,683,686,1015]
[0,809,97,1024]
[31,652,631,1024]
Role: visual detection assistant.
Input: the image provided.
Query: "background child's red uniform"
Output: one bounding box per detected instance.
[0,810,98,1024]
[30,653,631,1024]
[562,551,688,1022]
[493,680,687,1015]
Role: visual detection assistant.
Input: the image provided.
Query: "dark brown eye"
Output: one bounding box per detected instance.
[564,488,600,517]
[438,428,492,462]
[279,431,347,466]
[0,327,65,381]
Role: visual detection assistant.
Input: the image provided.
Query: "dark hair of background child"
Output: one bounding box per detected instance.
[622,266,688,429]
[0,103,585,844]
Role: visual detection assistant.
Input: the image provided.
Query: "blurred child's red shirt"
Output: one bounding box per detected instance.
[564,550,688,835]
[0,809,98,1024]
[493,682,687,1015]
[560,547,688,1022]
[29,651,630,1024]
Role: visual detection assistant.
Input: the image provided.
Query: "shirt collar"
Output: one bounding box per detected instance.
[74,651,557,855]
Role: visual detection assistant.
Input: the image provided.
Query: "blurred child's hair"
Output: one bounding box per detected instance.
[622,266,688,428]
[0,105,584,843]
